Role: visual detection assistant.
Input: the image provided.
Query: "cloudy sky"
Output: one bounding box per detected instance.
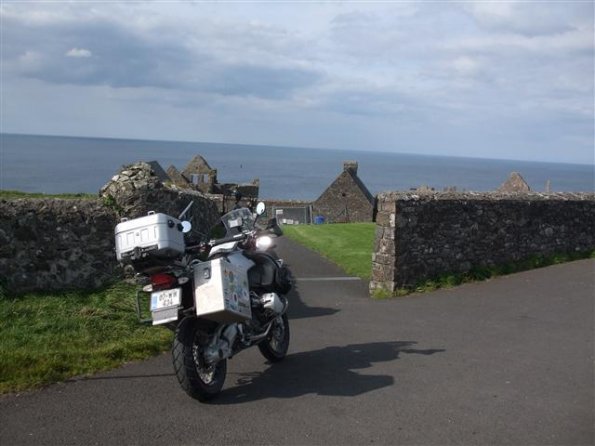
[1,1,593,164]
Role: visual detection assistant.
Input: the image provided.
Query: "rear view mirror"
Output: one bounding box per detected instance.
[181,221,192,233]
[256,202,266,216]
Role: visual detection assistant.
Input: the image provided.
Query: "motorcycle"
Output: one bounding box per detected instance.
[114,201,292,401]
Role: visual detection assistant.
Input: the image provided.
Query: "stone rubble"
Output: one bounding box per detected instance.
[1,162,219,293]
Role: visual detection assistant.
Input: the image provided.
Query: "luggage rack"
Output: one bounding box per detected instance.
[135,289,153,325]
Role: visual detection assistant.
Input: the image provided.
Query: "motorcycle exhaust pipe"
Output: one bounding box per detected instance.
[247,321,274,342]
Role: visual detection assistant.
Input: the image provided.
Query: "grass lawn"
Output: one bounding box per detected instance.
[0,283,170,394]
[282,222,595,297]
[0,190,95,199]
[283,223,375,280]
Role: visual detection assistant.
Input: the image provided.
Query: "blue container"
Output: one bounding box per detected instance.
[314,215,325,225]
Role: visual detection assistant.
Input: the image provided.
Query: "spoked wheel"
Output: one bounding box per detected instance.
[258,313,290,362]
[172,317,227,401]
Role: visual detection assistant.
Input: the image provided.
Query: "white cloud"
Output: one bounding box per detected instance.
[65,48,92,58]
[451,56,481,77]
[17,51,43,69]
[463,1,585,36]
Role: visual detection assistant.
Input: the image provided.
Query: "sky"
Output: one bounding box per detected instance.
[1,1,593,164]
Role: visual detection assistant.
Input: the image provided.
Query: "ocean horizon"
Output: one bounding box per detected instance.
[1,133,593,200]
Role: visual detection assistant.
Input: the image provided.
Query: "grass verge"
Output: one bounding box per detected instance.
[282,223,375,280]
[0,189,95,199]
[372,250,595,299]
[0,282,170,394]
[281,223,594,298]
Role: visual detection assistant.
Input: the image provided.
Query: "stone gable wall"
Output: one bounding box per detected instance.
[313,171,374,223]
[370,192,595,293]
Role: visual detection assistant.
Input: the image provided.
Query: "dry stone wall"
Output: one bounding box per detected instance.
[0,198,118,293]
[370,192,595,293]
[100,162,219,240]
[1,163,220,294]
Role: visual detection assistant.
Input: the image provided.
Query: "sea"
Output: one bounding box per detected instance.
[1,133,593,200]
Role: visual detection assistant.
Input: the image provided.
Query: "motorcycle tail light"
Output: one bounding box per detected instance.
[150,273,177,291]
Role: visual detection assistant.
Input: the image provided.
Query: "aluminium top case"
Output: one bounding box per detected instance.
[115,211,186,264]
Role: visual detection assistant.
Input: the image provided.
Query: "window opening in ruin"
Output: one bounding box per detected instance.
[190,174,206,185]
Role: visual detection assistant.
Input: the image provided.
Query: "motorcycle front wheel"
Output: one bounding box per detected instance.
[258,313,290,362]
[172,317,227,401]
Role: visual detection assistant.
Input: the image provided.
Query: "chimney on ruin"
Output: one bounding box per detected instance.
[343,161,358,175]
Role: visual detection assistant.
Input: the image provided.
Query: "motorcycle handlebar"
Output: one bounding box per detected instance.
[184,232,247,254]
[190,217,282,253]
[208,232,248,247]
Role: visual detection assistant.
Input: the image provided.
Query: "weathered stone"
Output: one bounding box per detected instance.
[99,162,219,243]
[375,211,392,227]
[371,253,393,265]
[369,191,595,294]
[0,164,220,294]
[166,165,190,188]
[312,161,375,223]
[498,172,531,193]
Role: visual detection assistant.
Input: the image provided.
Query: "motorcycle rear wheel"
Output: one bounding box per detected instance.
[258,313,290,362]
[172,317,227,401]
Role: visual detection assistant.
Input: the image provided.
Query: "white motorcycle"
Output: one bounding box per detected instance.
[114,202,291,401]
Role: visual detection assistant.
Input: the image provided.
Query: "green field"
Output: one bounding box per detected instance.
[0,283,170,393]
[282,223,375,280]
[0,190,95,199]
[281,222,595,297]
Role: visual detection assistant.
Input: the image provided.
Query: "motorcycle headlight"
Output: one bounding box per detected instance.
[255,236,273,250]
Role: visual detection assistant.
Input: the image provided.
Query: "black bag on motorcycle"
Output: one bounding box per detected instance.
[247,253,292,295]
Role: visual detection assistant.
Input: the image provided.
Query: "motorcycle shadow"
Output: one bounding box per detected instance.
[213,341,445,404]
[286,282,340,320]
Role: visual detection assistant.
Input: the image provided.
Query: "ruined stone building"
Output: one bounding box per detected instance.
[166,155,258,196]
[149,156,375,222]
[165,155,217,193]
[147,161,171,183]
[497,172,531,193]
[265,160,376,224]
[312,161,375,223]
[155,155,259,213]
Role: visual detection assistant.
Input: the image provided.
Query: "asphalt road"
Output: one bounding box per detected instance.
[1,238,593,445]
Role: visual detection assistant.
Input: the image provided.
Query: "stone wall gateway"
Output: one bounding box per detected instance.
[370,191,595,294]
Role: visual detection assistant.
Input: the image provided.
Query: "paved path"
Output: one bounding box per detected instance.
[1,238,593,445]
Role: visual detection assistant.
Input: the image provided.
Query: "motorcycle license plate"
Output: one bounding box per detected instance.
[151,288,181,311]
